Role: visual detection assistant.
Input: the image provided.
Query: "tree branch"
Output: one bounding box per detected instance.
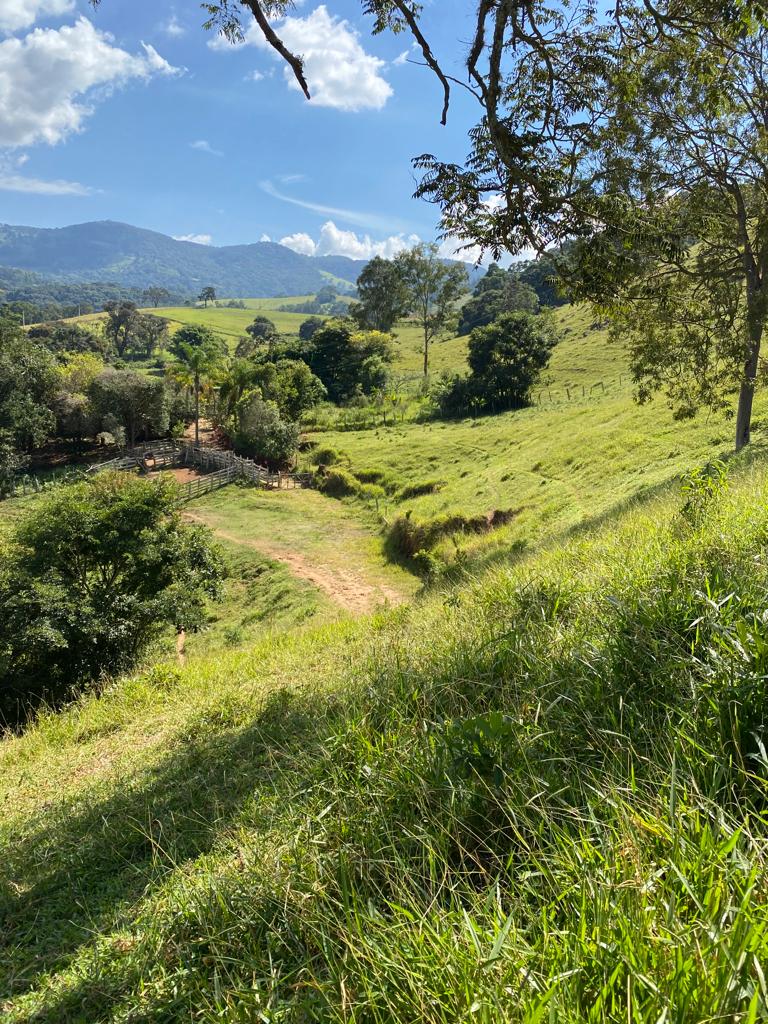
[239,0,310,100]
[390,0,450,125]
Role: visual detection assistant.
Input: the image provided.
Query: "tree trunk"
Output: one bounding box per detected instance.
[423,329,429,377]
[735,305,763,452]
[194,376,200,444]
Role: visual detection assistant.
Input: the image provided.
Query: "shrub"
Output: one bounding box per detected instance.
[387,508,519,558]
[312,445,341,467]
[359,483,386,511]
[0,473,223,718]
[317,467,361,498]
[234,394,299,467]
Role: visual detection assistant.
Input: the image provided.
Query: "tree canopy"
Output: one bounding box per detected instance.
[0,473,222,716]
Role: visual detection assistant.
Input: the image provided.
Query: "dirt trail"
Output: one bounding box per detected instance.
[184,513,405,615]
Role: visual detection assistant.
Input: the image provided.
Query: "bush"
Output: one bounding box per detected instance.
[318,467,361,497]
[434,312,557,417]
[387,508,518,558]
[234,394,299,468]
[312,446,341,467]
[0,473,223,718]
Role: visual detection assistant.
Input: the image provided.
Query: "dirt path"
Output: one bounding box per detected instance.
[185,513,405,615]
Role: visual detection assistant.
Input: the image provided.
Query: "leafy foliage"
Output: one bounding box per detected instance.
[436,312,556,416]
[350,255,409,332]
[233,394,299,467]
[308,319,394,402]
[0,473,222,715]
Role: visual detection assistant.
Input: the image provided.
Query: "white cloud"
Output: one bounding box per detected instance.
[162,15,185,38]
[279,231,317,256]
[0,18,180,148]
[173,233,213,245]
[213,5,392,112]
[280,220,421,260]
[0,173,91,195]
[0,0,74,34]
[245,69,265,81]
[393,48,412,66]
[190,139,223,157]
[259,233,272,242]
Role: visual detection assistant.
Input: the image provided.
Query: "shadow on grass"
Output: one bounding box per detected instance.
[0,685,331,1017]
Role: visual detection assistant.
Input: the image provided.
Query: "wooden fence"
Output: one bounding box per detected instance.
[86,440,311,502]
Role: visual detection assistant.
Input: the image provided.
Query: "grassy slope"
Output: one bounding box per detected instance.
[310,304,767,564]
[1,462,767,1020]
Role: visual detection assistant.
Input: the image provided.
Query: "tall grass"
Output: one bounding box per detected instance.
[2,471,768,1020]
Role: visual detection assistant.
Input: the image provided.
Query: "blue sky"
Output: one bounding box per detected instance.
[0,0,486,260]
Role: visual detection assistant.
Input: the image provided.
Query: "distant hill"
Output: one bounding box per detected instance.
[0,221,379,298]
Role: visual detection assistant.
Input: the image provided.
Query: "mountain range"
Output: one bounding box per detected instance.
[0,220,458,299]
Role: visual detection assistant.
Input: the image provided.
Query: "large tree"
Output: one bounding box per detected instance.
[351,256,409,332]
[245,315,279,343]
[309,319,394,402]
[394,243,467,376]
[142,287,171,308]
[103,300,139,358]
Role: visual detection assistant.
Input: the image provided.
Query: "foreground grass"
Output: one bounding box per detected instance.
[2,461,768,1021]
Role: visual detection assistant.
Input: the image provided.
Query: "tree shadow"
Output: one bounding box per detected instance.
[0,684,330,1012]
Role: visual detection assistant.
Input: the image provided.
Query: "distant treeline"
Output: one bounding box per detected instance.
[0,266,188,324]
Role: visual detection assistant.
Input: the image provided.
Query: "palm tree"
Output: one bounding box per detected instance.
[219,358,258,433]
[170,339,224,443]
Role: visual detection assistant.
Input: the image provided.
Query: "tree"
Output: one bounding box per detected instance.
[199,287,216,308]
[394,244,467,376]
[170,323,222,355]
[257,359,327,420]
[467,312,556,410]
[89,369,169,447]
[218,358,260,433]
[435,313,556,417]
[299,316,324,342]
[245,315,279,343]
[351,256,409,332]
[103,301,139,357]
[0,473,223,712]
[309,319,394,403]
[169,330,226,443]
[133,314,169,358]
[567,21,768,450]
[0,324,58,484]
[143,287,171,308]
[28,321,107,355]
[233,394,299,467]
[458,266,540,336]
